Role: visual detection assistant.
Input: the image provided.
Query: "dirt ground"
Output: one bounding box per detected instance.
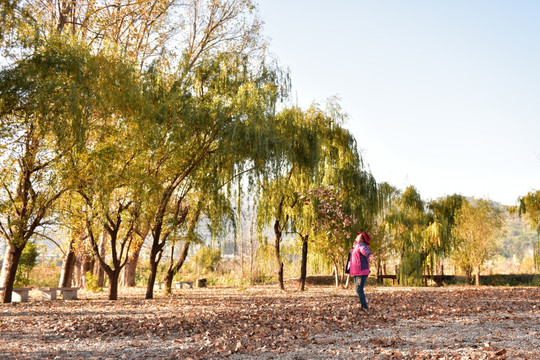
[0,284,538,359]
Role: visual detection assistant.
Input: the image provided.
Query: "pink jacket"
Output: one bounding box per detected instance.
[349,242,373,276]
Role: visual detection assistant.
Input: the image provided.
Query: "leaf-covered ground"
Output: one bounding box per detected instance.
[0,284,538,359]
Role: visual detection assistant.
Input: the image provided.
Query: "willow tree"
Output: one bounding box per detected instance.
[254,100,377,291]
[141,49,284,300]
[0,36,119,302]
[425,194,465,278]
[371,182,400,280]
[256,105,324,291]
[71,114,145,301]
[518,190,540,273]
[452,198,504,285]
[14,0,271,296]
[56,38,147,300]
[2,0,184,292]
[386,186,427,286]
[298,103,377,289]
[305,101,378,285]
[315,101,378,237]
[67,0,273,299]
[58,73,144,291]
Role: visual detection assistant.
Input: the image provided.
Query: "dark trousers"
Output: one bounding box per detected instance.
[354,275,369,309]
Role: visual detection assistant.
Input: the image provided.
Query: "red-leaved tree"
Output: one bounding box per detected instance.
[309,186,357,287]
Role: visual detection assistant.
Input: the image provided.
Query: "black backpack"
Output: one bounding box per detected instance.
[345,250,352,274]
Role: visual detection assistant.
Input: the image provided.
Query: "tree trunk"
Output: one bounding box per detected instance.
[94,261,105,287]
[0,246,11,288]
[339,261,346,285]
[377,260,382,285]
[475,267,480,286]
[73,255,82,287]
[146,257,159,299]
[249,221,255,285]
[95,232,106,287]
[121,251,140,287]
[298,234,309,291]
[164,244,176,295]
[107,270,120,300]
[163,268,174,295]
[465,267,473,284]
[120,228,148,287]
[59,240,76,288]
[344,274,350,288]
[164,240,191,295]
[81,254,95,289]
[274,237,284,290]
[1,244,23,303]
[334,263,339,288]
[274,220,285,291]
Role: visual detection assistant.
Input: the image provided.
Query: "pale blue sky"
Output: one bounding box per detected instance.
[258,0,540,205]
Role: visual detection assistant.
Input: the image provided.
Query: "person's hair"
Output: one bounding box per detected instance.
[359,232,371,244]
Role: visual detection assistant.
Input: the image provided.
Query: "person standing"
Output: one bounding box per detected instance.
[349,232,374,313]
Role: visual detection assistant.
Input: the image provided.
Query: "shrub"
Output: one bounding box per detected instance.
[189,247,221,275]
[15,241,40,287]
[86,271,103,292]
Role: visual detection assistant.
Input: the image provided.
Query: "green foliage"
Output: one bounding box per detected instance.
[452,198,505,284]
[14,241,39,286]
[498,215,537,261]
[518,190,540,235]
[0,33,142,301]
[306,251,334,275]
[479,274,540,286]
[251,241,276,283]
[311,100,378,234]
[399,251,425,287]
[189,247,222,274]
[86,271,103,293]
[422,194,466,277]
[385,186,428,285]
[427,194,465,256]
[371,182,400,266]
[518,190,540,273]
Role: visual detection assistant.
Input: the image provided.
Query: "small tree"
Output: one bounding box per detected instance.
[309,186,356,287]
[452,198,504,285]
[518,190,540,273]
[15,241,39,286]
[425,194,465,277]
[190,247,222,275]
